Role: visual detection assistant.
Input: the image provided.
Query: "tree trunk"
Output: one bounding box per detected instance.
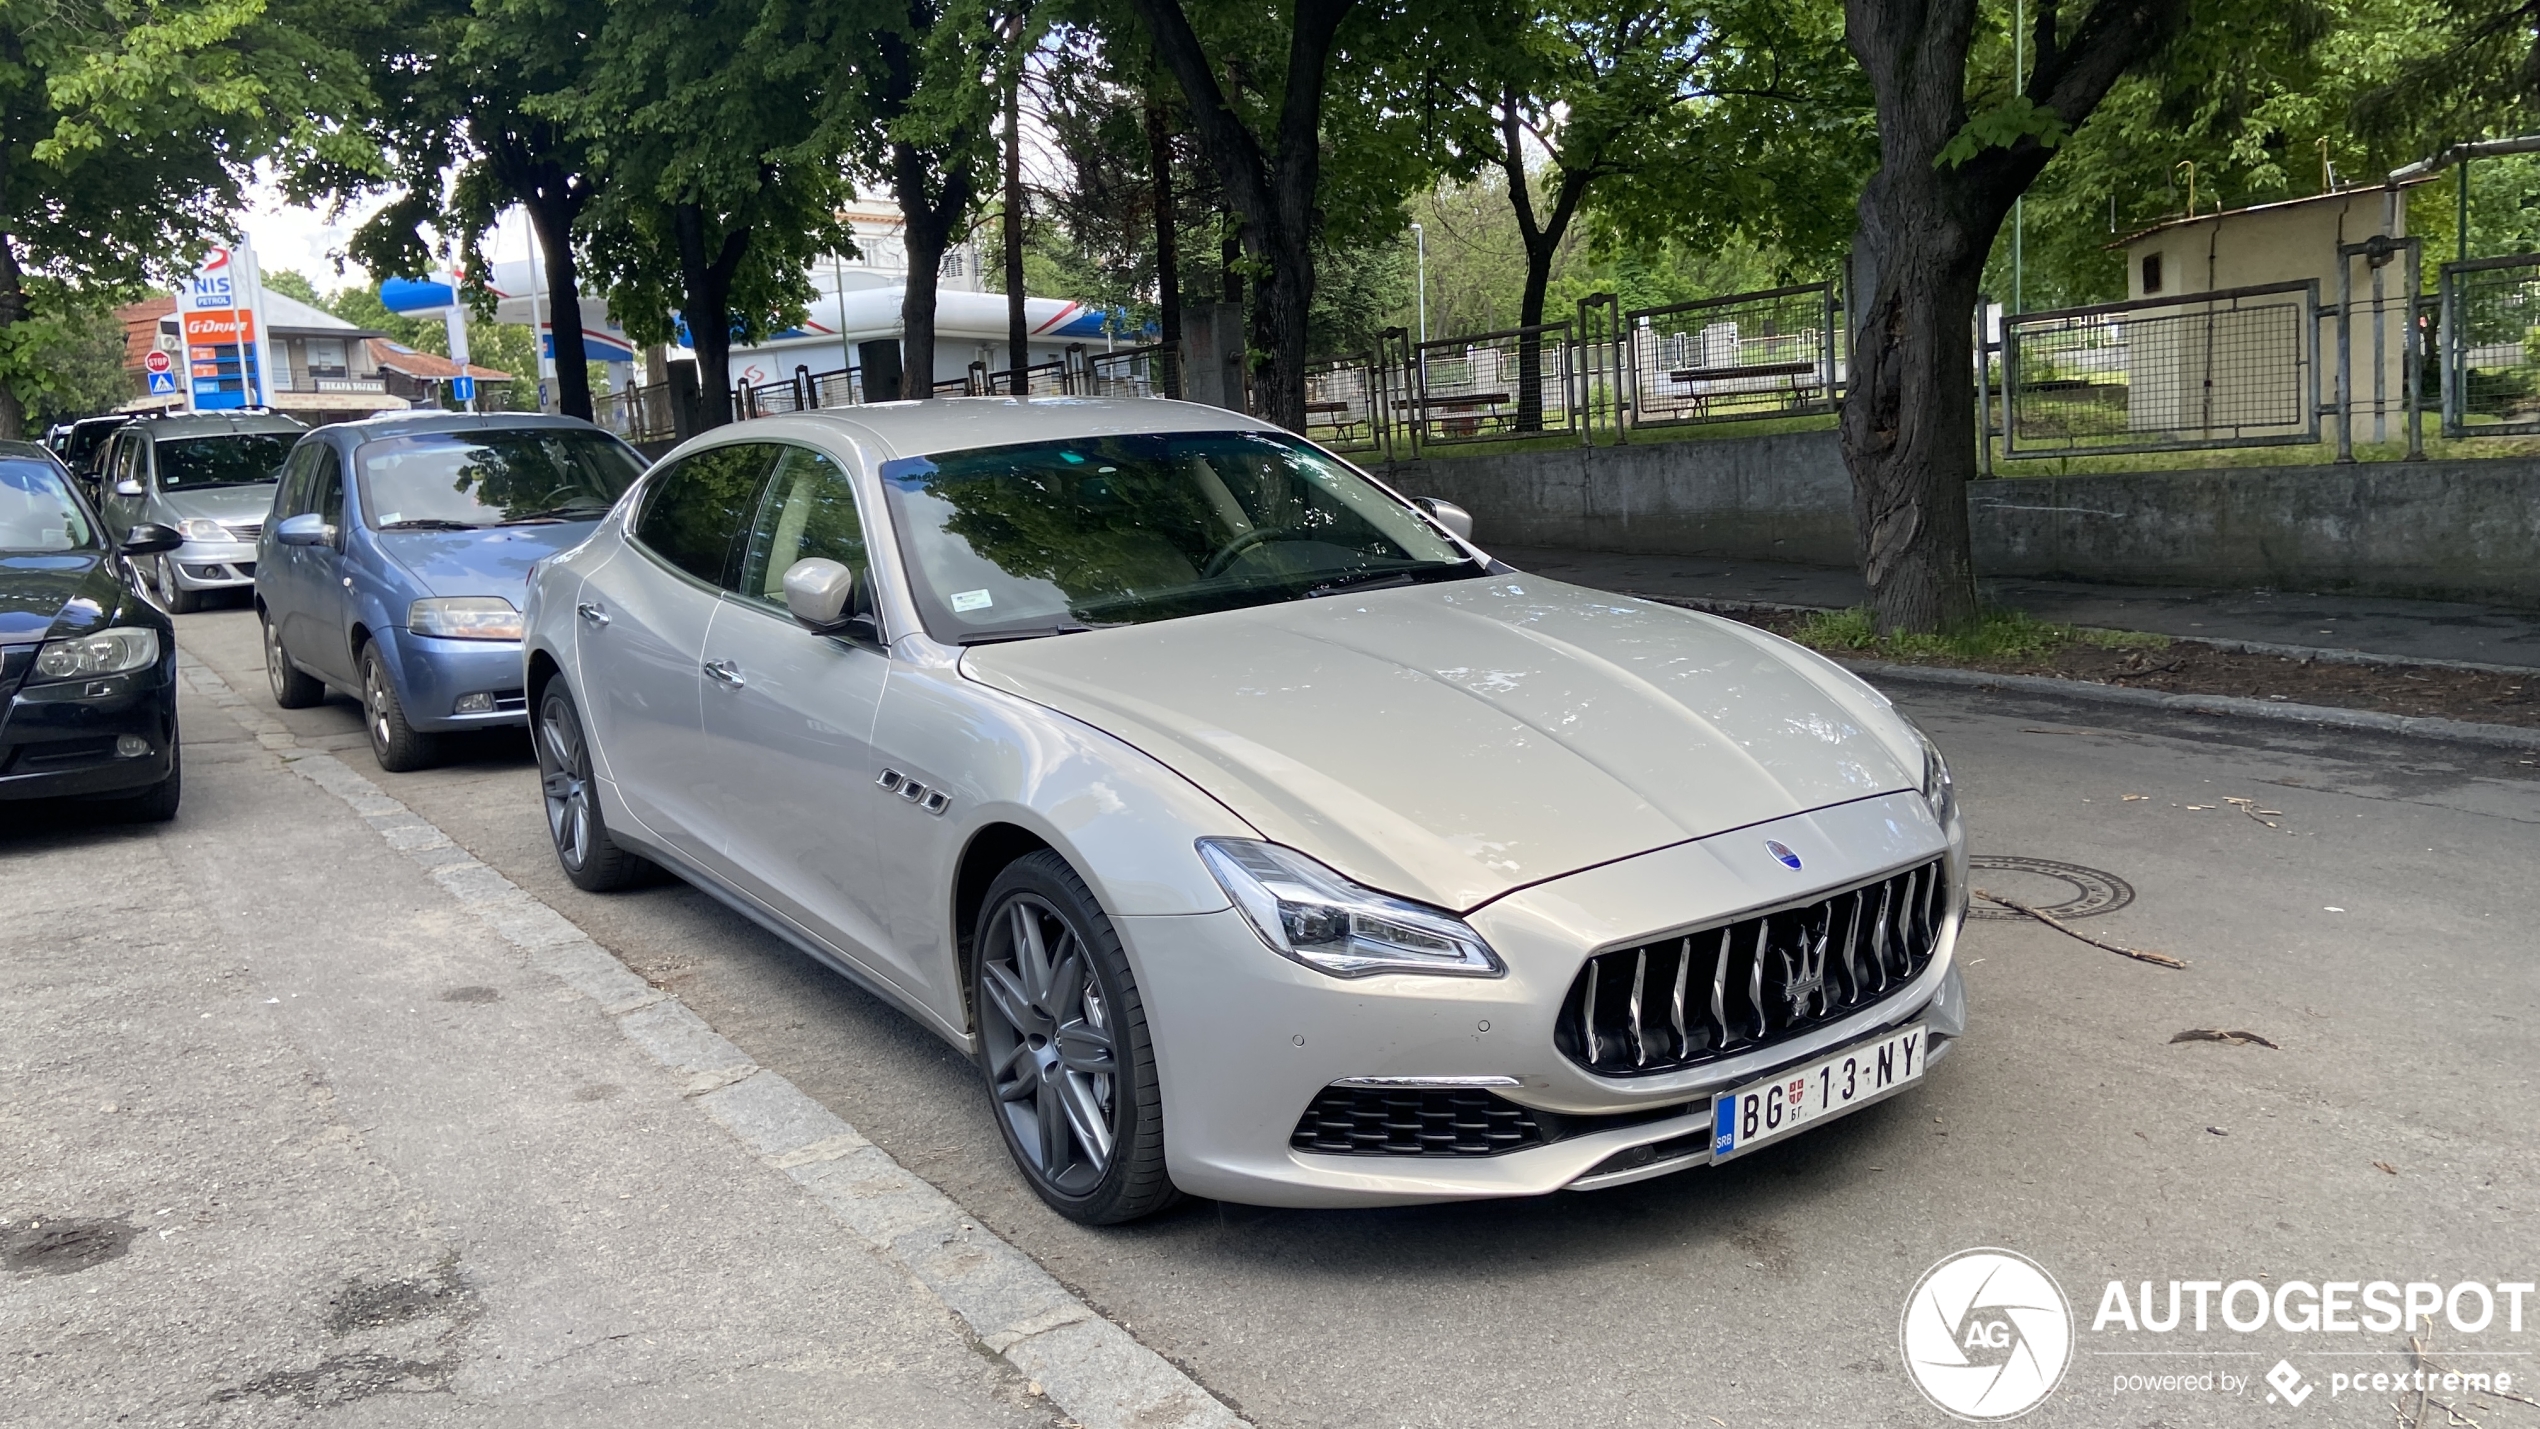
[672,203,749,428]
[1493,92,1589,435]
[893,140,976,400]
[1841,0,2190,633]
[1220,212,1241,304]
[0,226,27,441]
[1004,68,1028,394]
[1145,90,1182,396]
[522,183,595,421]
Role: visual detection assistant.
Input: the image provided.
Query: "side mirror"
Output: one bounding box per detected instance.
[114,478,144,498]
[782,557,859,632]
[1413,496,1474,542]
[274,512,336,547]
[121,523,184,556]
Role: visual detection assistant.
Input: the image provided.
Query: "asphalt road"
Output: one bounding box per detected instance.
[154,599,2540,1427]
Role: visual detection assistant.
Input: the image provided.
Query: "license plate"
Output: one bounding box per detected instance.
[1711,1024,1928,1159]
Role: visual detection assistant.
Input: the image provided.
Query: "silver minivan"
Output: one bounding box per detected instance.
[95,412,307,612]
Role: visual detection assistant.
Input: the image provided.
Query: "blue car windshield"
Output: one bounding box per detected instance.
[358,429,646,530]
[878,430,1478,644]
[0,457,95,553]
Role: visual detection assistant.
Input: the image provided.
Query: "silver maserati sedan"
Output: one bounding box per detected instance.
[521,398,1966,1224]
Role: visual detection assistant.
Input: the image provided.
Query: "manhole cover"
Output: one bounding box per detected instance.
[1964,856,2134,921]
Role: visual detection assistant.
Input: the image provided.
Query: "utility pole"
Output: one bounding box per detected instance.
[1411,221,1427,344]
[2011,0,2024,315]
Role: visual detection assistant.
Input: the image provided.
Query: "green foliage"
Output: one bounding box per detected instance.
[1790,605,2169,660]
[3,283,136,425]
[1936,96,2071,169]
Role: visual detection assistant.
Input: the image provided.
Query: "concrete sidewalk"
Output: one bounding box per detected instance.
[0,676,1063,1427]
[1494,543,2540,669]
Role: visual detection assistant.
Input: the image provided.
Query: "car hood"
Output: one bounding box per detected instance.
[158,485,277,525]
[377,522,603,603]
[960,576,1920,912]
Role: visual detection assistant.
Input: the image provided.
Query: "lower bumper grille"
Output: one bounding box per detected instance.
[1289,1087,1550,1157]
[1558,857,1951,1077]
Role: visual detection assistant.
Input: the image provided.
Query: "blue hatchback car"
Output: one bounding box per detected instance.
[254,412,648,770]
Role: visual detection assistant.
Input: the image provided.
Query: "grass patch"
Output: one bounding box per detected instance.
[1790,605,2168,664]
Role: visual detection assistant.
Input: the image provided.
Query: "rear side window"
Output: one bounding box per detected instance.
[634,443,777,588]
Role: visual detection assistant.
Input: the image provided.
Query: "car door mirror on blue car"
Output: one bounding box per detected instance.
[121,523,184,556]
[274,512,336,547]
[782,557,859,633]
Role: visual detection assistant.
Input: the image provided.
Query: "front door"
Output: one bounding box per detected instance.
[575,441,775,858]
[693,444,912,999]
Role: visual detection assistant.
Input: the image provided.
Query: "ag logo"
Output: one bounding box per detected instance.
[1901,1248,2073,1421]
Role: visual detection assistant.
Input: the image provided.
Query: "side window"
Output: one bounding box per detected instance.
[735,445,870,614]
[314,448,345,530]
[633,443,777,589]
[275,444,318,518]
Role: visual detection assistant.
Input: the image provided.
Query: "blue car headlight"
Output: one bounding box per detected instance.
[408,597,523,641]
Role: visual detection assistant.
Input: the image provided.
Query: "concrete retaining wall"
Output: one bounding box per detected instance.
[1385,431,2540,608]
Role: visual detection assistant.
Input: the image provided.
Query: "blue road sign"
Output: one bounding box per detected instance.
[147,371,180,395]
[450,375,476,402]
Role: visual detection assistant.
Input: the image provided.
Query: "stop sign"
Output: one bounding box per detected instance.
[144,349,173,375]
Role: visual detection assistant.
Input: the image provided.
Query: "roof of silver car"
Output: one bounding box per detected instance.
[737,396,1279,461]
[133,411,308,439]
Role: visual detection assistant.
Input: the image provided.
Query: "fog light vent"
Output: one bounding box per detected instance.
[115,735,151,758]
[453,692,496,715]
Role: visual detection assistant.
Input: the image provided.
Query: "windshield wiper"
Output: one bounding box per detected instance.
[376,518,480,531]
[1303,570,1423,598]
[496,504,610,525]
[955,623,1101,646]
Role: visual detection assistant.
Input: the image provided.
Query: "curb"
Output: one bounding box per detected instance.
[175,648,1246,1429]
[1838,658,2540,752]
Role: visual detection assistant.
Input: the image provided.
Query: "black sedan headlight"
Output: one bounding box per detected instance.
[30,627,160,683]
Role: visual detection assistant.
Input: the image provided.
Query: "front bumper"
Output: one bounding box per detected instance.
[1126,791,1966,1208]
[167,539,257,590]
[0,651,180,801]
[379,629,531,732]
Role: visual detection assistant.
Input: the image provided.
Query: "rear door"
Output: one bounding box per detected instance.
[574,441,777,858]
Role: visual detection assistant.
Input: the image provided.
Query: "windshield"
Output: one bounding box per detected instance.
[0,457,96,552]
[357,429,646,530]
[878,430,1477,643]
[156,433,297,491]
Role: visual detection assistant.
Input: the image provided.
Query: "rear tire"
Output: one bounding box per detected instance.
[264,614,325,709]
[361,645,439,773]
[971,851,1179,1225]
[536,683,652,891]
[155,556,200,614]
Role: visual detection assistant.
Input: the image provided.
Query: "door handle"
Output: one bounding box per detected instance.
[576,601,610,626]
[703,658,745,689]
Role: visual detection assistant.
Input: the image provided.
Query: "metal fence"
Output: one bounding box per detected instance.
[1999,281,2320,458]
[593,380,680,443]
[1625,283,1841,430]
[1081,343,1180,400]
[2439,253,2540,438]
[1304,354,1386,453]
[1408,322,1577,447]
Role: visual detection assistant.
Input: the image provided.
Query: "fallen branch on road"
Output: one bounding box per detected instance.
[2170,1028,2280,1049]
[1973,888,2189,968]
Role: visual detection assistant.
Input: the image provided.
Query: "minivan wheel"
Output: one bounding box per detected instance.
[264,614,325,709]
[535,684,651,892]
[360,646,439,772]
[972,851,1178,1225]
[155,555,200,614]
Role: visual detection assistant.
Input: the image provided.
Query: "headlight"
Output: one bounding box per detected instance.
[174,518,232,543]
[408,597,523,641]
[1918,729,1957,828]
[31,627,160,682]
[1198,838,1504,978]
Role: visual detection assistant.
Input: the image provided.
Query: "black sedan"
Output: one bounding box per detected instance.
[0,440,186,821]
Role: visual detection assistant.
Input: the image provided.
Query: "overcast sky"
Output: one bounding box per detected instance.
[234,176,540,295]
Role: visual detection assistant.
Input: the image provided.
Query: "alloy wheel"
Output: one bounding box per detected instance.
[364,659,393,751]
[978,894,1119,1195]
[265,620,289,702]
[538,701,593,870]
[157,556,181,607]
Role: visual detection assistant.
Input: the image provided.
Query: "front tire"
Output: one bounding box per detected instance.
[264,614,325,709]
[972,851,1177,1225]
[360,645,439,773]
[156,555,200,614]
[536,684,651,891]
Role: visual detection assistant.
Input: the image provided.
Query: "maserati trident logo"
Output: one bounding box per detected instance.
[1779,928,1830,1018]
[1765,839,1803,870]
